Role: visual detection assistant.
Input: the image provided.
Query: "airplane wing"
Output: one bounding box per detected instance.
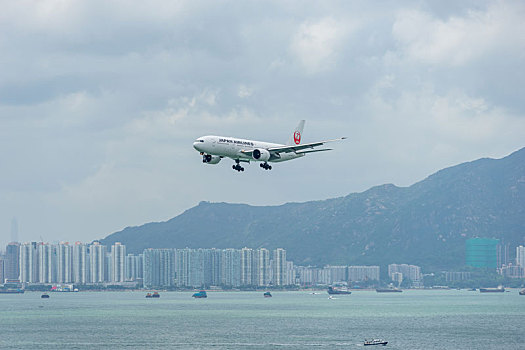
[268,137,346,154]
[240,137,345,158]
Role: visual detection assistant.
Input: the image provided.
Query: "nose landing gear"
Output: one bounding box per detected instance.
[260,162,272,170]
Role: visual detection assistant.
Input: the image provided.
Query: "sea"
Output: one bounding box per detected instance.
[1,290,524,349]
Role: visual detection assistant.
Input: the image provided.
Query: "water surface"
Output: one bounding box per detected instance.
[1,290,524,349]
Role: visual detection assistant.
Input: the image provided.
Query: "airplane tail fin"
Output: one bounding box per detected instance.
[287,120,305,146]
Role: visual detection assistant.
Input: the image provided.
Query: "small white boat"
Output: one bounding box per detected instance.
[364,339,388,346]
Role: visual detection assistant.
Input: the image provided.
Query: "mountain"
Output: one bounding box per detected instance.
[100,147,525,271]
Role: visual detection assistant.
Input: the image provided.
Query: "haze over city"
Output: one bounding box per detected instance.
[1,0,524,247]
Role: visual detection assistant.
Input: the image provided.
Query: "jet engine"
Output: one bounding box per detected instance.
[203,154,221,164]
[252,148,270,162]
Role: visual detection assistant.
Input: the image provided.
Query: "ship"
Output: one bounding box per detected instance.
[145,291,160,298]
[263,291,272,298]
[41,293,50,299]
[364,339,388,346]
[519,289,525,295]
[479,286,505,293]
[327,286,351,295]
[376,287,402,293]
[192,290,207,298]
[0,286,24,294]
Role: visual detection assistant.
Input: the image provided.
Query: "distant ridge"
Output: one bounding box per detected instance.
[100,147,525,271]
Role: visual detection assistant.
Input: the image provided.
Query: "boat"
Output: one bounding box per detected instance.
[327,286,351,295]
[41,293,50,299]
[263,291,272,298]
[152,292,160,298]
[364,339,388,346]
[519,289,525,295]
[192,290,207,298]
[479,286,505,293]
[145,293,152,298]
[376,287,402,293]
[0,288,25,294]
[468,288,477,291]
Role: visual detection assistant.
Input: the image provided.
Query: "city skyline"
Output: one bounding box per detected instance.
[3,240,524,289]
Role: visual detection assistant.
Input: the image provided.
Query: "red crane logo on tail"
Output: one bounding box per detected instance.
[294,131,301,145]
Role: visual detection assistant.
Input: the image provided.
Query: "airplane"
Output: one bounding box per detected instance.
[193,120,346,172]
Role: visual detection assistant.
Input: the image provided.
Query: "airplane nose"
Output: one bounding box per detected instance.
[193,142,201,151]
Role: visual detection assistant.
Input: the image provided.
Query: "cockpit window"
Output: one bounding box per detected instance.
[195,139,204,142]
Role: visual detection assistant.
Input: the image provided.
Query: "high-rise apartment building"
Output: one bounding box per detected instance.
[0,256,4,284]
[202,248,222,286]
[38,243,54,283]
[221,248,241,287]
[348,266,380,282]
[388,264,421,282]
[497,242,511,267]
[255,248,270,286]
[273,248,287,286]
[516,245,525,268]
[111,242,126,283]
[5,242,20,281]
[90,242,107,283]
[125,253,143,282]
[57,243,73,283]
[73,242,90,284]
[19,242,39,283]
[466,238,499,268]
[176,248,205,287]
[143,249,175,288]
[241,247,254,286]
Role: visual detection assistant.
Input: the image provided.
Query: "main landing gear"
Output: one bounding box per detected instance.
[260,162,272,170]
[232,160,244,172]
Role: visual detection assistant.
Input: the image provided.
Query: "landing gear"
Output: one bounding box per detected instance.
[260,162,272,170]
[232,160,244,172]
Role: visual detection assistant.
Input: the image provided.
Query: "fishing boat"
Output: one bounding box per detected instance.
[519,289,525,295]
[327,286,351,295]
[41,293,50,299]
[364,339,388,346]
[192,290,207,298]
[263,291,272,298]
[479,286,505,293]
[376,287,402,293]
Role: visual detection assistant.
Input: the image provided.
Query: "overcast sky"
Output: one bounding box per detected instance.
[1,0,524,247]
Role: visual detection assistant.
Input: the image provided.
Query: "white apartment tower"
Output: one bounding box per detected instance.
[38,243,54,283]
[19,242,39,283]
[516,245,525,268]
[90,242,107,283]
[273,248,287,286]
[255,248,270,286]
[241,247,254,286]
[73,242,90,284]
[111,242,126,283]
[57,242,73,283]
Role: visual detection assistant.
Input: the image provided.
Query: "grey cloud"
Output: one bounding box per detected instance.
[1,0,524,246]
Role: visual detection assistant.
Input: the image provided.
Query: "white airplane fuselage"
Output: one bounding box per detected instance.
[193,135,304,163]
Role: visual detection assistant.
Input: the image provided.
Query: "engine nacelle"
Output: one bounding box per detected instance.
[203,154,221,164]
[252,148,270,162]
